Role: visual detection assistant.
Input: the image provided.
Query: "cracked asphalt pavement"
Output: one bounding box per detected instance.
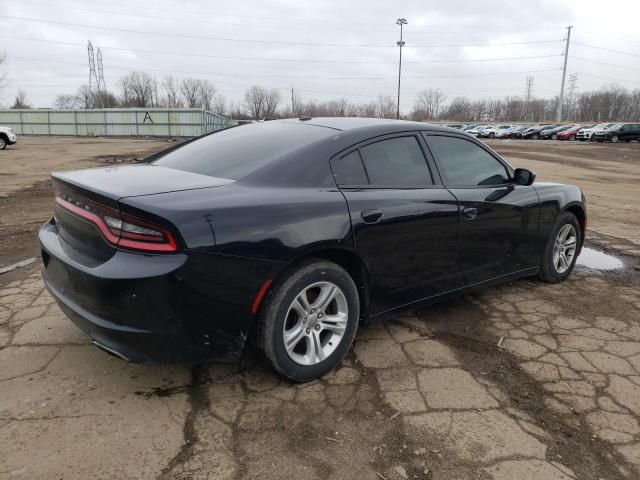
[1,138,640,479]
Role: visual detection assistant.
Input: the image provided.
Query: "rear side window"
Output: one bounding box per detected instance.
[359,136,432,187]
[152,122,333,180]
[333,151,368,185]
[427,135,510,187]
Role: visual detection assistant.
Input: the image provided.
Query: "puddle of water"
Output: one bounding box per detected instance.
[576,247,624,270]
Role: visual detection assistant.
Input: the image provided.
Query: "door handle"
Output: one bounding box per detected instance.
[462,207,478,220]
[361,209,384,224]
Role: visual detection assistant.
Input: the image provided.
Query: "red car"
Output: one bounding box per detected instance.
[557,125,589,141]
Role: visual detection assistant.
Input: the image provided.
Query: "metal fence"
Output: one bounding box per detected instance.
[0,108,233,137]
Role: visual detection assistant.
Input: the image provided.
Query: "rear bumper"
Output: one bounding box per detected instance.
[39,218,284,363]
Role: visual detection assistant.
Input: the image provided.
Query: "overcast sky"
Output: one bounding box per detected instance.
[1,0,639,111]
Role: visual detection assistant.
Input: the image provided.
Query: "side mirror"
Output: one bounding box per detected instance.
[514,168,536,186]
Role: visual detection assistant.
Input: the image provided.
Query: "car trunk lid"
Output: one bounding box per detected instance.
[50,165,232,263]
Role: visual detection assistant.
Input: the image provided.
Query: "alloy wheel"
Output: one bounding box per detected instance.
[553,224,577,274]
[0,138,5,149]
[282,281,348,366]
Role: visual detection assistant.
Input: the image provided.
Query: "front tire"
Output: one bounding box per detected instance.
[258,260,360,382]
[538,212,581,283]
[532,133,539,140]
[0,137,6,150]
[611,135,619,143]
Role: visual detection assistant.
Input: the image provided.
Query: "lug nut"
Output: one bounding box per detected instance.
[314,324,321,331]
[303,317,307,323]
[318,313,323,318]
[306,328,311,334]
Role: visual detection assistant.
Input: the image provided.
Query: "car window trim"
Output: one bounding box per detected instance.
[421,132,516,189]
[330,131,442,190]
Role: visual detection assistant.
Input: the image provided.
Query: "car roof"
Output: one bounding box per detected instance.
[278,117,458,134]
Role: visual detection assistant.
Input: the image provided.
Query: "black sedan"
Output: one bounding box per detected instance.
[592,123,640,143]
[39,118,587,381]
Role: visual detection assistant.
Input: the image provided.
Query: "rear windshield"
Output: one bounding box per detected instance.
[152,122,333,180]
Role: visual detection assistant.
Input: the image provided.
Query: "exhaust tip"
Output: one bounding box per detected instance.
[92,339,130,361]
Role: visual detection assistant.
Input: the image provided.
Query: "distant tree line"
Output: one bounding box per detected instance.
[4,67,637,123]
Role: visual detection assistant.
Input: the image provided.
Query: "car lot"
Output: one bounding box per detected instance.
[1,136,640,479]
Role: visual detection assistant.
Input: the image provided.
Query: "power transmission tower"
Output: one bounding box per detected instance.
[87,41,99,108]
[566,73,578,121]
[524,76,534,122]
[556,25,573,122]
[97,48,107,95]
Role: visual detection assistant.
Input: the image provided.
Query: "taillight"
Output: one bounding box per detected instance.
[55,194,178,253]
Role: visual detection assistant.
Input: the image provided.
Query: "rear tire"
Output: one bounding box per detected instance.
[258,260,360,382]
[532,133,539,140]
[611,135,619,143]
[551,134,558,140]
[538,212,582,283]
[489,132,495,138]
[568,135,576,141]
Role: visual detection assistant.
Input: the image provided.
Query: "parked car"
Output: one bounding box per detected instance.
[539,125,574,140]
[0,126,17,149]
[39,118,586,381]
[521,124,557,140]
[592,123,640,143]
[466,125,489,136]
[444,123,467,130]
[557,125,590,141]
[576,123,615,141]
[480,125,514,138]
[505,126,529,139]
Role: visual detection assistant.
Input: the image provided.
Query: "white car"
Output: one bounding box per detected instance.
[0,126,17,150]
[481,125,516,138]
[466,125,487,136]
[576,123,615,141]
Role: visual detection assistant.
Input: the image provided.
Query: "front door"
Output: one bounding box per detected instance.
[424,133,540,287]
[331,133,460,315]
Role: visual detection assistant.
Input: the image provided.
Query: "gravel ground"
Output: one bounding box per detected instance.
[0,136,639,479]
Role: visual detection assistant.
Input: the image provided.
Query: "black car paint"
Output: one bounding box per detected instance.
[39,118,586,363]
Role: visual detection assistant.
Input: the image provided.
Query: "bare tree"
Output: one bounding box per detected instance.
[263,88,280,118]
[211,93,226,116]
[376,95,396,119]
[0,53,6,94]
[245,86,267,119]
[198,80,216,110]
[11,90,30,109]
[163,76,182,107]
[179,78,200,108]
[412,88,446,120]
[54,94,79,109]
[120,71,158,107]
[76,85,93,108]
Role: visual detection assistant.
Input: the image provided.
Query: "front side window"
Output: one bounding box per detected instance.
[427,135,511,187]
[358,136,432,187]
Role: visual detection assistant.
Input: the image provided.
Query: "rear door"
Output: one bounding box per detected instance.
[332,133,459,315]
[423,133,540,287]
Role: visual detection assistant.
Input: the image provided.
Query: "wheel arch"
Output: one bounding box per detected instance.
[260,247,372,322]
[563,202,587,252]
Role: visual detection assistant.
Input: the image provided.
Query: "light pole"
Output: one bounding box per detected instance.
[396,18,407,119]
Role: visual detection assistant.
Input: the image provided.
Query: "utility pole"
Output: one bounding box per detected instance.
[396,18,407,120]
[524,76,534,122]
[291,86,295,117]
[556,25,573,122]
